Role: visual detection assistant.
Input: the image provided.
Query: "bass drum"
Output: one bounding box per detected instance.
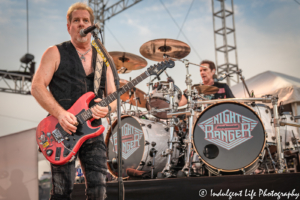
[192,101,266,175]
[105,116,169,178]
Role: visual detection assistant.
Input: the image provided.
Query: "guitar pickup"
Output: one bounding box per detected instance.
[52,129,64,143]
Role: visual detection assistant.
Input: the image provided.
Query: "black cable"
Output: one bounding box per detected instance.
[294,0,300,5]
[160,0,202,60]
[106,25,126,51]
[176,0,195,39]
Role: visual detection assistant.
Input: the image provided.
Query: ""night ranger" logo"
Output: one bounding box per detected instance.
[198,109,258,150]
[110,123,143,159]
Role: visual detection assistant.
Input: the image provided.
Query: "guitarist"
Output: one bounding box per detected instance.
[31,2,116,200]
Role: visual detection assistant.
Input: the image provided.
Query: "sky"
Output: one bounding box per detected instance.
[0,0,300,135]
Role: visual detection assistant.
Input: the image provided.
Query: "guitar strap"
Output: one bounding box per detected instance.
[92,40,110,96]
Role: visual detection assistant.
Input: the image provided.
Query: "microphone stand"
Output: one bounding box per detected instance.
[92,31,124,200]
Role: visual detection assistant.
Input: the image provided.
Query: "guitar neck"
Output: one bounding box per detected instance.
[99,72,149,107]
[80,71,149,121]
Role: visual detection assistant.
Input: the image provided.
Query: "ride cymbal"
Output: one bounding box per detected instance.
[139,38,190,61]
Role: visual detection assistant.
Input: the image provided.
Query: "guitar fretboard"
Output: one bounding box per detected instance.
[80,71,149,121]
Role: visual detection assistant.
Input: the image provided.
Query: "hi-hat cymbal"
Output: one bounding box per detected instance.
[109,51,147,71]
[185,84,219,95]
[139,38,191,61]
[119,79,147,108]
[192,84,219,95]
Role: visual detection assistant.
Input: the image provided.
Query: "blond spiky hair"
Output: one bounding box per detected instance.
[66,2,94,24]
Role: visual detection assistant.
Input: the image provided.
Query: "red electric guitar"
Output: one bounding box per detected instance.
[36,60,175,165]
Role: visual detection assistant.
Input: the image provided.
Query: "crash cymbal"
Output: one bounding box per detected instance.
[139,38,191,61]
[109,51,147,71]
[119,79,147,108]
[191,84,219,95]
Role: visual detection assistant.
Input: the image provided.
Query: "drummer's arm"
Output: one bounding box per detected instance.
[178,95,187,107]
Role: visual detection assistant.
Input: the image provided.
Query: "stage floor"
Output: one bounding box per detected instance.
[72,172,300,200]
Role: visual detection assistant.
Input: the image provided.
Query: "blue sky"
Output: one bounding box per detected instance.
[0,0,300,134]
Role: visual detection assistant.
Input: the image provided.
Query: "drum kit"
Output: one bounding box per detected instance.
[102,38,300,179]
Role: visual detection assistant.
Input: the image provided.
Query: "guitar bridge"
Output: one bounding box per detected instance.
[52,129,64,143]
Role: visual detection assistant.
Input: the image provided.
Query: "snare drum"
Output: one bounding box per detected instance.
[105,116,169,178]
[192,101,266,175]
[146,81,182,119]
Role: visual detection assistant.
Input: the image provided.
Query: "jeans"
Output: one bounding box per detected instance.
[50,135,107,200]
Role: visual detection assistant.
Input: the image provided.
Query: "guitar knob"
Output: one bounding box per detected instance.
[65,137,69,141]
[46,149,53,156]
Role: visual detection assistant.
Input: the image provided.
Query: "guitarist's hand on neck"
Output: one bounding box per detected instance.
[90,98,109,119]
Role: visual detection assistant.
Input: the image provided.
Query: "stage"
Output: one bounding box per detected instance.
[72,173,300,200]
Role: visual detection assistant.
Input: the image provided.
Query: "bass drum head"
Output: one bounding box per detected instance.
[105,116,145,177]
[193,102,266,173]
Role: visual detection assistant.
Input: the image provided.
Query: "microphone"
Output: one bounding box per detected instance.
[79,22,100,37]
[214,73,228,82]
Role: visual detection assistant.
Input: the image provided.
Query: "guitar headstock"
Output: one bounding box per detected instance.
[147,60,175,76]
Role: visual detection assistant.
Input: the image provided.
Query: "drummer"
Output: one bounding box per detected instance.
[178,60,235,106]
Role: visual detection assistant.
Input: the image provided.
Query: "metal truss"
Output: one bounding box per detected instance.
[0,71,32,95]
[89,0,142,43]
[212,0,239,86]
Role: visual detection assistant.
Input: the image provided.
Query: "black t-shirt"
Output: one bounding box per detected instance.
[211,82,235,99]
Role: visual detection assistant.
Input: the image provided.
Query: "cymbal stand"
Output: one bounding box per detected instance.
[265,143,277,172]
[272,96,286,173]
[236,69,251,97]
[161,81,176,177]
[132,88,140,117]
[145,78,153,117]
[164,55,196,176]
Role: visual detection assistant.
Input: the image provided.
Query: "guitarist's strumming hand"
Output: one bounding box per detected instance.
[91,98,109,119]
[57,110,78,135]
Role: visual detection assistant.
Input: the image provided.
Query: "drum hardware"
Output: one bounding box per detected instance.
[179,109,195,177]
[117,67,132,74]
[159,82,182,178]
[292,131,300,151]
[194,97,273,105]
[236,69,252,97]
[139,38,191,62]
[240,168,246,175]
[272,96,286,173]
[167,110,191,118]
[150,142,158,179]
[279,121,300,128]
[161,55,198,177]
